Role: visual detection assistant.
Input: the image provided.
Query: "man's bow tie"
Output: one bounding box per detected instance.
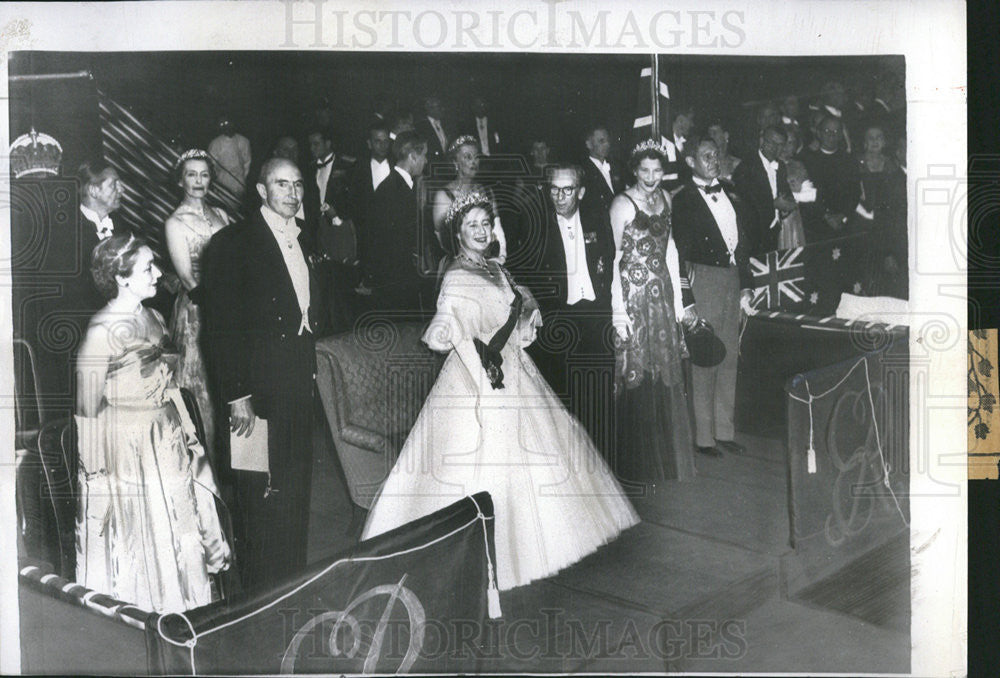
[700,183,723,194]
[97,225,113,239]
[316,156,333,168]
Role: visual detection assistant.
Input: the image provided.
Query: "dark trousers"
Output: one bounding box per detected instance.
[528,301,615,456]
[231,346,316,592]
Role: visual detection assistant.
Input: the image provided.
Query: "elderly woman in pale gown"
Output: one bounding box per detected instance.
[363,191,637,593]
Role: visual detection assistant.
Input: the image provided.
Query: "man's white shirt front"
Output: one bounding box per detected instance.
[260,205,311,336]
[80,205,114,239]
[589,156,613,193]
[371,158,390,191]
[556,209,596,305]
[693,177,739,264]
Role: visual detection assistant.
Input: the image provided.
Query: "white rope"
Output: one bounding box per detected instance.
[156,611,198,676]
[863,358,909,526]
[788,355,908,526]
[468,494,503,618]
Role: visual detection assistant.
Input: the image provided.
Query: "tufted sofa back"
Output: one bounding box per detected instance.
[315,319,444,508]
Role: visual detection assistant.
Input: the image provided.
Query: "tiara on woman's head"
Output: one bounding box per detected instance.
[174,148,211,169]
[444,190,491,227]
[447,135,479,155]
[630,138,668,158]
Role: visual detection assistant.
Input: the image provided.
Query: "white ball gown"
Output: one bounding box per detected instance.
[362,263,639,591]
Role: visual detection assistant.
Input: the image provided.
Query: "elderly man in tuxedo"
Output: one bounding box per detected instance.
[202,157,325,591]
[732,125,798,256]
[672,138,755,458]
[77,160,130,308]
[524,163,615,453]
[580,125,623,215]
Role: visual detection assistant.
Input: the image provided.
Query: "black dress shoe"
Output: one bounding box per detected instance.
[716,439,746,455]
[697,445,723,457]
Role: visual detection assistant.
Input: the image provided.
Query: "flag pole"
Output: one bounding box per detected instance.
[650,54,659,142]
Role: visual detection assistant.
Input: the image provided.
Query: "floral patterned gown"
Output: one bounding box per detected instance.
[613,194,696,482]
[75,312,230,612]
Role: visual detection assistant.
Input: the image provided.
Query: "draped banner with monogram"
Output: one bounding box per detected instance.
[146,493,498,675]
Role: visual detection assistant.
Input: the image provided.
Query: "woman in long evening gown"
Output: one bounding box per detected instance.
[609,141,698,482]
[165,149,231,461]
[75,234,231,613]
[362,192,638,592]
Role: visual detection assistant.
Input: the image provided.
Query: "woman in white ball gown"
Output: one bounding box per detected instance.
[362,191,638,591]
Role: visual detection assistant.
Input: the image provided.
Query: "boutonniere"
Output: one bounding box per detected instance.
[583,231,597,244]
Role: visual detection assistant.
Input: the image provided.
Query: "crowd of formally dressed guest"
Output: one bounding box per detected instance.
[68,73,907,611]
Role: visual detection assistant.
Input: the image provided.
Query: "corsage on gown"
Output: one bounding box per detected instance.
[75,315,230,613]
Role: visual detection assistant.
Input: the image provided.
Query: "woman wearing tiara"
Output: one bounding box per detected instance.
[362,191,638,592]
[165,149,231,461]
[608,140,698,482]
[429,135,507,262]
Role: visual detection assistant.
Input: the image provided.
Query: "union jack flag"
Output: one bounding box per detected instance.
[750,248,805,310]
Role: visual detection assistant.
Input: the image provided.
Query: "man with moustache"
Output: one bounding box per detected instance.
[202,157,324,590]
[672,138,755,458]
[525,163,615,452]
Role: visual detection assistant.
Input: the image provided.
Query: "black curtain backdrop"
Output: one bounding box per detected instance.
[10,52,903,169]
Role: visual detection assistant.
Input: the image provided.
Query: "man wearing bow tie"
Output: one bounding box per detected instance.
[673,138,754,458]
[202,158,325,590]
[468,96,502,157]
[580,125,622,215]
[305,127,357,333]
[415,96,450,162]
[732,126,797,256]
[77,161,133,307]
[524,163,615,454]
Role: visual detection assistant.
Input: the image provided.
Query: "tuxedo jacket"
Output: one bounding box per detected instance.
[201,210,324,413]
[464,116,502,155]
[731,153,794,255]
[362,170,428,310]
[671,182,754,291]
[304,155,355,241]
[346,155,392,226]
[414,117,451,161]
[522,200,615,315]
[580,157,624,215]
